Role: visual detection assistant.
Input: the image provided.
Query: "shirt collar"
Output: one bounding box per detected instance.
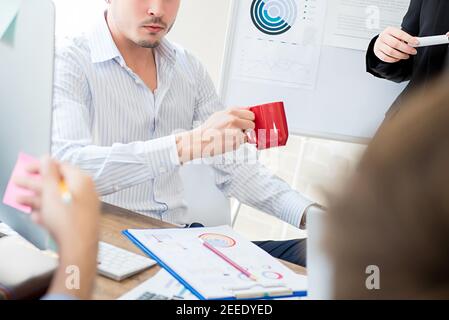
[157,37,177,66]
[88,12,177,66]
[88,12,122,64]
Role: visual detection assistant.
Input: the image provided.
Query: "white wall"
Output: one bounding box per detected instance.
[53,0,106,37]
[53,0,232,87]
[167,0,232,87]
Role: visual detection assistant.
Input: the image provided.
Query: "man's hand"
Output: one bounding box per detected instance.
[176,108,256,164]
[374,27,419,63]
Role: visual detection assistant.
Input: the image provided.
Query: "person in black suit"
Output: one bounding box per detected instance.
[366,0,449,116]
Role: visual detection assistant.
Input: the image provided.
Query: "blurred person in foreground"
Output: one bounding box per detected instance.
[325,76,449,299]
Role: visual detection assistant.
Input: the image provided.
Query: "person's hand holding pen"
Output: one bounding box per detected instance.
[14,156,101,300]
[374,27,420,63]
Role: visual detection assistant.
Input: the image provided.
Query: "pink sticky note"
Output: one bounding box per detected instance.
[2,152,40,214]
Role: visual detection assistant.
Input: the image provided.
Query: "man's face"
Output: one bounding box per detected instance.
[109,0,180,48]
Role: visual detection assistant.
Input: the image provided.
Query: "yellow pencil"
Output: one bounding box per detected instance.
[59,181,72,204]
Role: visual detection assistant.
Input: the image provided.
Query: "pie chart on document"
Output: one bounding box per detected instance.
[250,0,298,36]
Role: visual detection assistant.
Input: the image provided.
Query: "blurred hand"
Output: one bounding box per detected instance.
[374,27,419,63]
[176,108,255,163]
[14,157,100,251]
[14,157,100,299]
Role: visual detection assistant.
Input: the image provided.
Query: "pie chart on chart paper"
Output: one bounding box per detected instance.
[250,0,298,36]
[262,271,284,280]
[199,233,237,248]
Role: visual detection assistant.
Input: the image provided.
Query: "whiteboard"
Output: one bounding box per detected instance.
[219,0,408,143]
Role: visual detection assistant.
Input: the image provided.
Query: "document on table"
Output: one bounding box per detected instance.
[124,226,307,300]
[119,268,198,300]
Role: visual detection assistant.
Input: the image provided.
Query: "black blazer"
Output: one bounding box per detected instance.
[366,0,449,116]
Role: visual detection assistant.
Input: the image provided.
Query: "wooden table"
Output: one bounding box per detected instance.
[93,202,307,300]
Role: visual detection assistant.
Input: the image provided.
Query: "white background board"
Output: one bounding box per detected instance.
[220,0,410,143]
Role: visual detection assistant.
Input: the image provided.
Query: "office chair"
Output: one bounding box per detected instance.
[179,164,232,227]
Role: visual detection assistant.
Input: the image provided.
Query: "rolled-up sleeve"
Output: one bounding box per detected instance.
[213,157,314,227]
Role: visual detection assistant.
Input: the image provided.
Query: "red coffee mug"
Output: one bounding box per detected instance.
[247,101,289,150]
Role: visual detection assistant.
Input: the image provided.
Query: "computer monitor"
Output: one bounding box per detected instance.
[0,0,55,250]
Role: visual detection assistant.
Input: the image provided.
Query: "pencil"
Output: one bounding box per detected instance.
[59,180,72,204]
[199,238,258,281]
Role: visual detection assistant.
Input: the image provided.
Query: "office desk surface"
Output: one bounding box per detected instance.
[93,202,307,300]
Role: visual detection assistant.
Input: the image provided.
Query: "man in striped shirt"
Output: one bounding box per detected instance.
[52,0,317,267]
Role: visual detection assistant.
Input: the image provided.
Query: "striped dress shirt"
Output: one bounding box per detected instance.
[51,13,313,226]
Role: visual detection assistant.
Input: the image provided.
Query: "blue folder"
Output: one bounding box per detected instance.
[123,229,307,300]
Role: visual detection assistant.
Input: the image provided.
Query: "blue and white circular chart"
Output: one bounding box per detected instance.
[250,0,298,36]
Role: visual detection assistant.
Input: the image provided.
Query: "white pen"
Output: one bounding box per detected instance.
[223,282,287,291]
[412,35,449,48]
[234,288,294,299]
